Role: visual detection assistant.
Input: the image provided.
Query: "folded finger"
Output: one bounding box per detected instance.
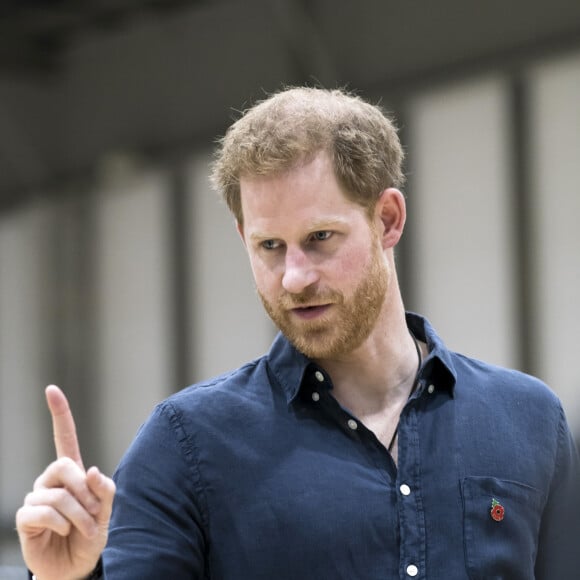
[34,457,101,516]
[23,488,99,539]
[16,504,72,538]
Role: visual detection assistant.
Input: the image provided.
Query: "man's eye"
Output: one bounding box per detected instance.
[312,231,332,241]
[261,239,280,250]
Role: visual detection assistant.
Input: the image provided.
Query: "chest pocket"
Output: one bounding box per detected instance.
[461,476,544,580]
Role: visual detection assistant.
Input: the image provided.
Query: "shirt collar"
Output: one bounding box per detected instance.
[266,312,457,405]
[406,311,457,395]
[266,332,312,404]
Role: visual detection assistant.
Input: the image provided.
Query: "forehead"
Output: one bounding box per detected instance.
[239,153,356,221]
[239,156,373,245]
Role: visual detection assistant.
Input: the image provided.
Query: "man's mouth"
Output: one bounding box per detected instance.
[290,304,331,320]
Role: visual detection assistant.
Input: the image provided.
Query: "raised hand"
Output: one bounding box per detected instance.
[16,385,116,580]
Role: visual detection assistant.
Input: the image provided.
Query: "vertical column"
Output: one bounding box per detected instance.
[406,76,517,368]
[93,168,173,474]
[186,152,274,383]
[0,202,54,563]
[527,52,580,433]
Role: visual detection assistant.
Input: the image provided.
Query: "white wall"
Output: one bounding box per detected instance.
[187,153,274,382]
[407,76,517,368]
[93,167,173,474]
[527,51,580,431]
[0,201,54,564]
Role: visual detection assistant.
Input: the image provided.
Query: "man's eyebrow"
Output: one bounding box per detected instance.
[248,231,273,242]
[306,217,349,230]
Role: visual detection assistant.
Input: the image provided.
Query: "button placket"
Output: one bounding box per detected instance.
[311,370,324,404]
[397,407,425,580]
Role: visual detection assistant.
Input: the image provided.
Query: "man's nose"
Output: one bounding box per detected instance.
[282,247,319,294]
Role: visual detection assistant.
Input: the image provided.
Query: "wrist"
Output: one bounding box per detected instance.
[30,559,103,580]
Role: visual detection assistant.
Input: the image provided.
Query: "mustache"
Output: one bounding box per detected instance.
[278,288,343,308]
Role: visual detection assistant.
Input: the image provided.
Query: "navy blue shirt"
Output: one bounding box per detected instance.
[103,313,579,579]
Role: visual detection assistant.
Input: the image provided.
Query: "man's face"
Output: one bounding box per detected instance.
[238,153,390,360]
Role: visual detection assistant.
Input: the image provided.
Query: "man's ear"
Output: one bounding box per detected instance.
[375,188,406,249]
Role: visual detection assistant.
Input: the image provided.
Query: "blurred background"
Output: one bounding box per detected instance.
[1,0,579,571]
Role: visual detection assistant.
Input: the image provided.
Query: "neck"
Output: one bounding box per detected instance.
[314,299,421,416]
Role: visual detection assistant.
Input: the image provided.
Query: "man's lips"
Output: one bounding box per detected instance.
[289,304,331,320]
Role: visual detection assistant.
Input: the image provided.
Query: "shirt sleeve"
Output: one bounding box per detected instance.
[103,402,208,578]
[534,403,580,578]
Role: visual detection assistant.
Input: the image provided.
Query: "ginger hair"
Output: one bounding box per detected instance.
[210,87,405,223]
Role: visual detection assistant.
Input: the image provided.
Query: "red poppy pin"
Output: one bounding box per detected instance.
[490,498,505,522]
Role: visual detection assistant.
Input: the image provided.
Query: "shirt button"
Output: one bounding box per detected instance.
[311,391,320,402]
[406,564,419,577]
[427,384,435,394]
[314,371,324,382]
[347,419,358,431]
[400,484,411,496]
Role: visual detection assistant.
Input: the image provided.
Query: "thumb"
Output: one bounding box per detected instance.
[87,466,116,528]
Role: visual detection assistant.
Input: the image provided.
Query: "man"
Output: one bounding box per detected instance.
[16,87,579,579]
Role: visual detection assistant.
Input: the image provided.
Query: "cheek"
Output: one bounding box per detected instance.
[247,254,278,295]
[333,245,374,283]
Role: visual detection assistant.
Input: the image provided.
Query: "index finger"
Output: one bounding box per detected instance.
[45,385,85,470]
